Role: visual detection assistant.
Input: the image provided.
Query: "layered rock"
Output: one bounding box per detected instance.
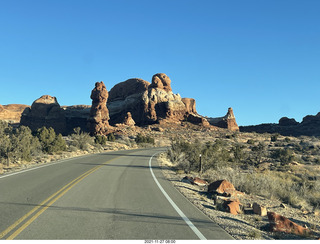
[88,81,110,135]
[0,104,30,124]
[207,107,239,131]
[20,95,66,134]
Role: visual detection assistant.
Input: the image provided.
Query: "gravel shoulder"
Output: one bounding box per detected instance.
[158,153,320,240]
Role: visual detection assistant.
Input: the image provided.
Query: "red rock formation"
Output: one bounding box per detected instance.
[207,107,239,131]
[88,81,110,135]
[267,212,310,236]
[20,95,66,134]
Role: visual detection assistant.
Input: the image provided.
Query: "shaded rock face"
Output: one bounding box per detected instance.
[20,95,66,134]
[240,112,320,137]
[88,81,110,135]
[108,73,194,126]
[62,105,91,134]
[0,104,30,124]
[207,107,239,131]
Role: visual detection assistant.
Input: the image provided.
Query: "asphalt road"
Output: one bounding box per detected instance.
[0,148,233,240]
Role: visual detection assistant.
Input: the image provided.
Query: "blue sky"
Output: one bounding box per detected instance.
[1,0,319,126]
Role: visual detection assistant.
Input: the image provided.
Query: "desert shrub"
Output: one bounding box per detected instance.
[247,139,255,145]
[249,142,267,165]
[36,127,66,154]
[231,143,247,164]
[272,148,295,165]
[70,127,93,150]
[271,134,280,142]
[107,133,116,142]
[11,126,41,161]
[95,135,107,145]
[135,134,154,144]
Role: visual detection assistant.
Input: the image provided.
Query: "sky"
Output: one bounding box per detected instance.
[0,0,319,126]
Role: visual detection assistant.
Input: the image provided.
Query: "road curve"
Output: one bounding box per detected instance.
[0,148,232,240]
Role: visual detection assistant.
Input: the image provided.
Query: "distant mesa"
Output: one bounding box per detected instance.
[0,104,30,124]
[2,72,242,135]
[240,112,320,136]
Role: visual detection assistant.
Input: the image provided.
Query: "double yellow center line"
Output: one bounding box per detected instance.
[0,158,115,240]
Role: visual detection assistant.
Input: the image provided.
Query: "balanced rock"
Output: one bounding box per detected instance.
[88,81,110,135]
[20,95,66,134]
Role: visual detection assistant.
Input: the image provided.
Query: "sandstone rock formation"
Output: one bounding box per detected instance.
[267,212,310,236]
[20,95,66,134]
[0,104,30,124]
[88,81,110,135]
[207,107,239,131]
[279,117,299,126]
[108,73,211,127]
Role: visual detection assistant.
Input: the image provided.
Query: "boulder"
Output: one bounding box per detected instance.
[207,107,239,131]
[193,177,209,186]
[88,81,110,135]
[223,200,241,215]
[267,212,310,236]
[253,202,267,216]
[208,179,236,195]
[20,95,66,134]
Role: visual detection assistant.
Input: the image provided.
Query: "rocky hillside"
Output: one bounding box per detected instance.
[0,104,30,124]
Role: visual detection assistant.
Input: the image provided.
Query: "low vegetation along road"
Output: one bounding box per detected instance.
[0,148,232,240]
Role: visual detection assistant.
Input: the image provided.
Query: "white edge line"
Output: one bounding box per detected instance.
[149,152,207,240]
